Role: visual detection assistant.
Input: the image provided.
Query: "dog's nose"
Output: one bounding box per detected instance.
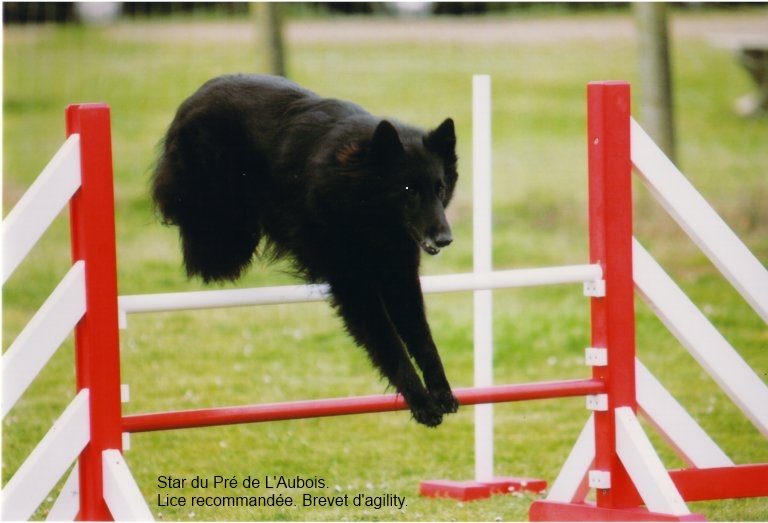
[434,233,453,248]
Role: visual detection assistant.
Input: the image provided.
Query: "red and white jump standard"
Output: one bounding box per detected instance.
[2,81,766,521]
[529,82,694,520]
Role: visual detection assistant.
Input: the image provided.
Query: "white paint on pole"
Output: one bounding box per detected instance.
[3,262,86,417]
[634,238,768,436]
[546,414,595,503]
[2,134,81,284]
[117,265,602,323]
[615,406,691,516]
[631,118,768,324]
[102,449,155,521]
[47,464,81,521]
[2,389,90,521]
[473,74,494,482]
[635,358,733,468]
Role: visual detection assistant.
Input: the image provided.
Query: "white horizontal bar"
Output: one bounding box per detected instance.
[2,134,81,285]
[2,389,90,521]
[119,282,330,317]
[423,265,603,294]
[102,449,155,521]
[118,265,602,318]
[3,262,87,418]
[631,118,768,324]
[634,238,768,437]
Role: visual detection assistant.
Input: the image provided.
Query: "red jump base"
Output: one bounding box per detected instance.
[420,476,548,501]
[529,500,706,522]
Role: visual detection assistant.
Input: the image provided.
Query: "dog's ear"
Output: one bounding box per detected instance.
[429,118,458,204]
[426,118,456,157]
[371,120,404,161]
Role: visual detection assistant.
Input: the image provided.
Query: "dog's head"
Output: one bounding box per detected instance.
[370,118,458,255]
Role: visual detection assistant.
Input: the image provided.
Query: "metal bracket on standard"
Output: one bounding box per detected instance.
[583,279,606,297]
[585,347,608,367]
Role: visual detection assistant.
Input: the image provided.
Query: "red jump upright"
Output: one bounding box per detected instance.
[67,104,124,521]
[586,81,641,511]
[528,81,664,520]
[528,81,768,521]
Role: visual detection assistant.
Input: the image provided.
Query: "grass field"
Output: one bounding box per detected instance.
[3,6,768,521]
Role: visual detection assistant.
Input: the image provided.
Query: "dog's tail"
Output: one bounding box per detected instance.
[151,123,262,284]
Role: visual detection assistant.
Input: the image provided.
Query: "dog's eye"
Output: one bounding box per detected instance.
[405,185,419,199]
[436,183,447,201]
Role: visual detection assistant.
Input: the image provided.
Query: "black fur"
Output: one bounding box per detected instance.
[152,74,459,427]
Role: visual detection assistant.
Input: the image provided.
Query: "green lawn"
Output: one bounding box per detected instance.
[3,8,768,521]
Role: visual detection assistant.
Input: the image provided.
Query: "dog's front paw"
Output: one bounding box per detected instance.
[408,397,444,428]
[432,389,459,414]
[412,408,444,428]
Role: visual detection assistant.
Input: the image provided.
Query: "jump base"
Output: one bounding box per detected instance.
[420,476,547,501]
[529,500,706,522]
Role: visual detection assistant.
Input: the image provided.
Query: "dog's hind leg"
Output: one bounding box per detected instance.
[380,274,459,416]
[329,278,446,427]
[152,121,265,283]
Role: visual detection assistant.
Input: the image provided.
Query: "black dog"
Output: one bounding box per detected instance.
[152,74,459,427]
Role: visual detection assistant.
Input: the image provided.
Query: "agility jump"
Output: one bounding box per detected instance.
[2,80,767,521]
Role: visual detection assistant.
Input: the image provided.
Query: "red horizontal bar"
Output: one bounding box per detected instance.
[608,463,768,506]
[671,464,768,502]
[122,378,604,433]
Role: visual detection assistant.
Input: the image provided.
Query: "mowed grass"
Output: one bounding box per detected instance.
[4,8,768,521]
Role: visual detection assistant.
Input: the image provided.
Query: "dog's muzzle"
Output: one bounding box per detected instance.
[420,231,453,255]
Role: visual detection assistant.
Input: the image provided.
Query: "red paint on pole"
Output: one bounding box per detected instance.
[122,379,605,433]
[586,81,639,510]
[67,104,122,521]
